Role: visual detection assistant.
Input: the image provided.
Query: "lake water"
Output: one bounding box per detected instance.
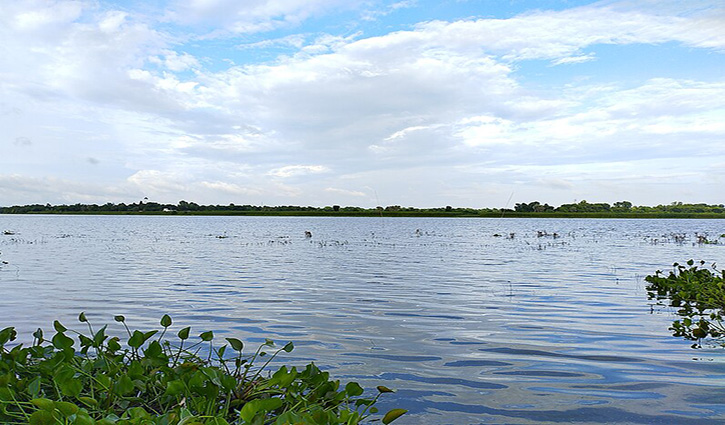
[2,215,725,424]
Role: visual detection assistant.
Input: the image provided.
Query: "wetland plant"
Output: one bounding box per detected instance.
[646,260,725,348]
[0,314,406,425]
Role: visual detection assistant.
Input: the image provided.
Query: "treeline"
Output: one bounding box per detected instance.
[0,201,486,216]
[0,200,724,217]
[514,200,725,214]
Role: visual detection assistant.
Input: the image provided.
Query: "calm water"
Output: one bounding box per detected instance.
[2,215,725,424]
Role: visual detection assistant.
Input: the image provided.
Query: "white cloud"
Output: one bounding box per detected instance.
[237,34,307,50]
[267,165,330,178]
[384,125,437,141]
[551,53,597,65]
[166,0,361,36]
[325,187,367,197]
[200,181,261,196]
[149,50,201,72]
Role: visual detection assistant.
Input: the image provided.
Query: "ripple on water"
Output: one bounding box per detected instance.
[3,216,725,424]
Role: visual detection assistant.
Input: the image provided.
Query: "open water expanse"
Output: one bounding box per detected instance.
[2,215,725,424]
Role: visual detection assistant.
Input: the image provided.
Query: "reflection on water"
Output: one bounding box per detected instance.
[2,215,725,424]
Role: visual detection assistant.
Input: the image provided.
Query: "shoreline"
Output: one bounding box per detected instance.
[2,211,725,219]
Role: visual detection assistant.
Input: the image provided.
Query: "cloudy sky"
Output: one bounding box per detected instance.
[2,0,724,208]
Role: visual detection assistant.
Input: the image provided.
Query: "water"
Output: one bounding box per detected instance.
[1,215,725,424]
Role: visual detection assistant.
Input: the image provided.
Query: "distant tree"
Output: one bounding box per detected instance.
[613,201,633,210]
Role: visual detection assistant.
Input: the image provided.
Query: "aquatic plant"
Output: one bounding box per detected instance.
[646,260,725,348]
[0,314,406,424]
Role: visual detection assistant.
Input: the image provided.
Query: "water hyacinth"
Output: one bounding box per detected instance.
[0,314,406,425]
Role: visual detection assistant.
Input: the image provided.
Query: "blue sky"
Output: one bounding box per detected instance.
[1,0,724,208]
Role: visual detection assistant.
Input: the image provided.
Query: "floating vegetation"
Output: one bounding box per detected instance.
[536,231,559,239]
[646,260,725,348]
[643,232,725,246]
[0,314,406,425]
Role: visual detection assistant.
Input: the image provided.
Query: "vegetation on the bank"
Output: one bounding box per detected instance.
[0,314,406,425]
[1,200,725,218]
[646,260,725,348]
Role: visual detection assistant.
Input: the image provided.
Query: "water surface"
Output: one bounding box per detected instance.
[1,215,725,424]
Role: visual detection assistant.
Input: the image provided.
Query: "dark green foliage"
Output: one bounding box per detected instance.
[514,201,554,213]
[0,315,406,424]
[646,260,725,348]
[2,200,724,217]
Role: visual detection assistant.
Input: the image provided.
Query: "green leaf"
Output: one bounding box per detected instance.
[0,327,17,346]
[72,413,95,425]
[78,396,99,408]
[220,375,236,391]
[30,398,55,411]
[240,400,260,422]
[126,406,150,419]
[78,334,93,347]
[107,337,121,352]
[32,328,44,344]
[93,325,108,347]
[382,408,407,424]
[145,340,164,358]
[53,320,67,333]
[54,401,79,416]
[345,382,364,397]
[28,376,42,398]
[128,330,145,348]
[57,375,83,397]
[283,341,294,352]
[258,398,283,411]
[127,330,157,348]
[226,337,244,352]
[96,374,112,391]
[29,410,55,425]
[52,332,74,350]
[377,385,395,393]
[78,312,87,323]
[113,374,134,396]
[161,314,172,327]
[114,315,125,322]
[164,380,186,396]
[178,327,191,340]
[199,331,214,341]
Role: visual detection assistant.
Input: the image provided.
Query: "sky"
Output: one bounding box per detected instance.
[1,0,724,208]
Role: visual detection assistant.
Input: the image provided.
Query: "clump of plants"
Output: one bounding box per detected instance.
[0,314,407,424]
[646,260,725,348]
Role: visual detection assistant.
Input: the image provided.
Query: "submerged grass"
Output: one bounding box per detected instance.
[0,314,406,425]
